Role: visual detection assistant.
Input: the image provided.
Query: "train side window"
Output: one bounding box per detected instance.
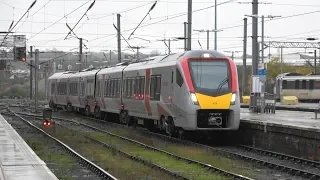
[302,80,307,89]
[123,79,126,98]
[131,78,135,98]
[150,75,161,101]
[176,68,184,87]
[58,83,60,95]
[114,79,117,97]
[110,79,113,97]
[76,83,78,95]
[118,79,121,97]
[103,81,107,96]
[63,82,66,95]
[155,76,161,100]
[282,80,287,89]
[69,83,73,95]
[106,79,110,97]
[96,81,101,97]
[51,83,55,95]
[309,80,314,89]
[295,80,299,89]
[81,82,85,95]
[113,79,116,97]
[140,76,145,99]
[127,78,131,98]
[135,77,140,98]
[150,76,156,100]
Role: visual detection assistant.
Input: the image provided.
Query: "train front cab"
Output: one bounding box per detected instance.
[172,53,240,132]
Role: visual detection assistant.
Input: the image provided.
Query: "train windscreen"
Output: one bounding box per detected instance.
[189,60,230,93]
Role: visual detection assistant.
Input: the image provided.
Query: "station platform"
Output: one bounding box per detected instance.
[0,114,58,180]
[240,108,320,130]
[241,102,319,112]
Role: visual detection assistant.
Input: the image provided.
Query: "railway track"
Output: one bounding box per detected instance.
[54,111,320,180]
[236,145,320,168]
[3,111,185,180]
[18,111,253,180]
[4,109,117,180]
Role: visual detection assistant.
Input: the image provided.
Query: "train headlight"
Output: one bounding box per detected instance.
[230,93,236,105]
[190,92,199,105]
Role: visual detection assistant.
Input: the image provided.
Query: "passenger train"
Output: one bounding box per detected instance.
[48,50,240,138]
[274,72,320,102]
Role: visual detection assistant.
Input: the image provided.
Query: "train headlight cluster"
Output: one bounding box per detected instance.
[190,92,199,105]
[230,93,236,105]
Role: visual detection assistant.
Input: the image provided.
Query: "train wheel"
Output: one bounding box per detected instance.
[94,107,100,119]
[178,129,185,140]
[166,117,176,138]
[160,116,166,131]
[120,111,129,125]
[85,106,90,116]
[67,103,73,112]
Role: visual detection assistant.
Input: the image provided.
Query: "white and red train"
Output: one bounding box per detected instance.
[48,50,241,138]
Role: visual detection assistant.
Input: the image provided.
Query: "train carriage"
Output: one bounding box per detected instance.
[120,55,172,128]
[95,65,126,118]
[48,71,73,110]
[275,73,320,102]
[80,69,101,116]
[49,50,240,139]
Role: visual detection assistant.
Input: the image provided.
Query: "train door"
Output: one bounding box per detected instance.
[171,67,189,127]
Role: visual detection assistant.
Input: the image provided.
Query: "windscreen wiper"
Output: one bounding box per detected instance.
[217,77,228,91]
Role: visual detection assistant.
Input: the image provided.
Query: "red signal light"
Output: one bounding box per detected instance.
[22,58,26,62]
[43,121,51,126]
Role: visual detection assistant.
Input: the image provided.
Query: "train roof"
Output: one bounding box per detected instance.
[125,53,183,71]
[52,50,229,78]
[97,65,127,75]
[282,75,320,80]
[48,71,74,80]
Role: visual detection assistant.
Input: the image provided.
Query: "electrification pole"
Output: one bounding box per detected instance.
[117,14,121,63]
[261,15,264,64]
[252,0,258,75]
[207,30,209,50]
[214,0,217,50]
[44,62,48,100]
[109,50,112,64]
[168,39,171,54]
[187,0,192,50]
[242,18,248,98]
[34,49,39,113]
[79,38,83,71]
[29,46,33,99]
[184,22,187,51]
[314,50,317,74]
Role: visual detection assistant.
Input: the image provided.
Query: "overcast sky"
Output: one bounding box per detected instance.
[1,0,320,56]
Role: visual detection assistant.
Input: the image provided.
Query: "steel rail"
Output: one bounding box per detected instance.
[32,111,320,180]
[17,112,254,180]
[5,110,118,180]
[237,145,320,168]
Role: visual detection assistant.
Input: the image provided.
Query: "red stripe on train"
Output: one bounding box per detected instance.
[144,69,152,116]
